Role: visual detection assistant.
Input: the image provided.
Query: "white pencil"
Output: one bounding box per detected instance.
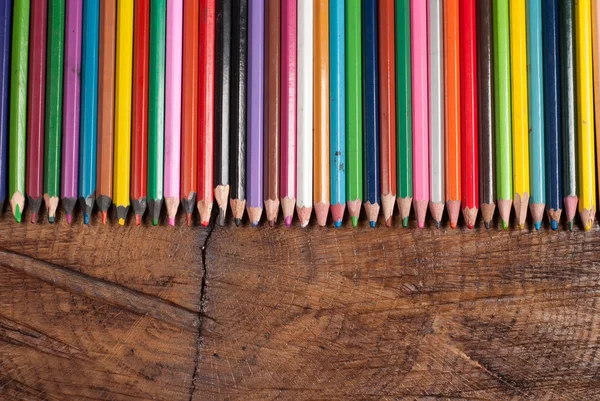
[428,0,444,227]
[296,0,314,228]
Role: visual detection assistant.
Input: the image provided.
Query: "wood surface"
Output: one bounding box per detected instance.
[1,207,599,400]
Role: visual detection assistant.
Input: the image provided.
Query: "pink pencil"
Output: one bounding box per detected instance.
[411,0,429,228]
[280,0,297,227]
[164,0,183,226]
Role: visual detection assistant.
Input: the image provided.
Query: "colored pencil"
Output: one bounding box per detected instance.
[592,0,600,229]
[493,0,513,229]
[9,0,30,223]
[246,0,264,227]
[559,0,578,230]
[96,0,115,224]
[148,0,166,226]
[131,0,150,225]
[26,0,47,223]
[527,0,545,230]
[164,0,182,226]
[314,0,330,227]
[79,0,99,224]
[378,0,396,227]
[477,0,495,229]
[543,0,562,230]
[113,0,134,226]
[444,0,461,228]
[395,0,412,227]
[460,0,479,229]
[198,0,216,227]
[296,0,313,228]
[0,0,10,214]
[363,0,380,228]
[411,0,428,228]
[510,0,530,229]
[264,0,280,226]
[346,0,362,228]
[230,0,247,226]
[575,0,596,230]
[181,0,199,226]
[330,0,345,228]
[428,0,444,227]
[215,0,232,226]
[281,0,296,227]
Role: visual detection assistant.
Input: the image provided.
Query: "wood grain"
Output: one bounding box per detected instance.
[1,206,600,400]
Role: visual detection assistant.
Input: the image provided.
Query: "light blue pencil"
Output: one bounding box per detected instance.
[78,0,99,224]
[526,0,545,230]
[330,0,345,227]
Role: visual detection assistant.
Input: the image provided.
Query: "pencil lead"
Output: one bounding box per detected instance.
[101,212,108,225]
[334,220,342,228]
[186,213,192,227]
[166,197,180,226]
[429,201,444,228]
[502,220,508,230]
[214,185,230,225]
[484,221,490,230]
[62,197,77,224]
[402,217,409,228]
[201,220,209,228]
[66,214,73,225]
[434,220,440,229]
[247,206,263,227]
[269,219,275,227]
[234,218,242,227]
[351,215,358,228]
[568,220,574,231]
[119,218,125,226]
[534,221,541,231]
[284,215,292,227]
[48,216,55,224]
[369,221,376,228]
[83,213,90,225]
[384,216,392,228]
[330,203,346,228]
[152,218,159,226]
[10,192,25,223]
[13,204,22,223]
[217,208,225,226]
[79,195,94,225]
[551,219,558,231]
[116,205,129,226]
[31,213,37,224]
[132,198,147,225]
[181,192,197,221]
[462,207,478,229]
[28,196,42,223]
[135,214,142,226]
[230,198,246,225]
[168,217,175,226]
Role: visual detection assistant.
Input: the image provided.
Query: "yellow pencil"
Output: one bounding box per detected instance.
[575,0,596,231]
[509,0,529,229]
[113,0,134,226]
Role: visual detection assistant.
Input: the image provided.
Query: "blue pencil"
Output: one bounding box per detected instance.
[0,0,11,213]
[78,0,99,224]
[362,0,380,228]
[330,0,345,228]
[542,0,562,230]
[526,0,545,230]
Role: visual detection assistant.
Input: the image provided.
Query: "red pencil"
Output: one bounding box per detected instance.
[198,0,216,226]
[182,0,199,226]
[131,0,150,225]
[459,0,479,228]
[26,0,48,223]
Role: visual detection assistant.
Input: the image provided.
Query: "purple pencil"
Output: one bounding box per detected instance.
[61,0,83,224]
[246,0,264,226]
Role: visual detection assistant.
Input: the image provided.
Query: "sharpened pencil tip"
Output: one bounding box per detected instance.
[83,213,90,225]
[284,216,293,227]
[101,212,107,225]
[168,217,175,226]
[450,222,456,229]
[118,218,125,226]
[402,217,408,228]
[351,216,358,228]
[519,224,525,230]
[434,220,440,229]
[66,214,73,225]
[30,213,37,224]
[502,220,508,230]
[334,220,342,228]
[534,221,541,231]
[218,209,225,226]
[551,220,558,231]
[186,214,192,227]
[48,215,55,224]
[234,218,242,227]
[484,221,490,230]
[369,221,376,228]
[418,221,424,229]
[152,218,159,226]
[269,219,275,227]
[135,214,142,226]
[568,220,574,231]
[201,221,209,227]
[467,224,474,230]
[14,205,21,223]
[385,217,392,227]
[251,221,259,227]
[585,222,593,231]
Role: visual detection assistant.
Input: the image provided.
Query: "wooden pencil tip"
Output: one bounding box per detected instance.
[462,206,478,229]
[446,200,461,228]
[165,197,180,223]
[247,206,263,227]
[281,197,296,226]
[580,207,595,231]
[28,196,42,224]
[429,201,445,227]
[481,203,496,228]
[529,203,545,230]
[296,205,312,228]
[314,202,330,227]
[347,199,362,221]
[513,192,529,229]
[397,197,412,221]
[364,201,380,228]
[497,199,513,229]
[214,185,230,219]
[381,193,395,225]
[217,208,226,226]
[10,192,25,223]
[197,199,214,226]
[330,203,346,227]
[413,199,427,229]
[230,198,246,223]
[563,196,578,227]
[264,198,281,225]
[547,208,562,231]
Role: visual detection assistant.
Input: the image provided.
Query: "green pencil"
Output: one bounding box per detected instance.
[9,0,31,223]
[345,0,362,228]
[493,0,513,229]
[43,0,65,224]
[395,0,412,228]
[147,0,166,226]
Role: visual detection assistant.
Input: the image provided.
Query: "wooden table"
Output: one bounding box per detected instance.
[1,208,599,400]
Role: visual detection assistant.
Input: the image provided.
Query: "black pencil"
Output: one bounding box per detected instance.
[215,0,232,226]
[229,0,248,226]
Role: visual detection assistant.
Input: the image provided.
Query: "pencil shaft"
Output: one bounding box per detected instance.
[96,0,115,212]
[527,0,545,212]
[591,0,600,215]
[460,0,479,212]
[444,0,460,204]
[330,0,345,210]
[0,0,10,209]
[26,0,47,212]
[247,0,264,211]
[395,0,412,203]
[131,0,150,212]
[181,0,199,213]
[428,0,443,206]
[477,0,495,207]
[9,0,30,221]
[314,0,329,208]
[79,0,99,219]
[215,0,231,188]
[230,0,247,203]
[280,0,296,205]
[543,0,562,216]
[559,0,576,199]
[264,0,279,205]
[113,0,134,222]
[493,0,512,203]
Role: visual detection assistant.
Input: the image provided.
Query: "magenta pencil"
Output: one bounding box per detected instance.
[164,0,183,226]
[61,0,83,224]
[280,0,297,227]
[411,0,429,228]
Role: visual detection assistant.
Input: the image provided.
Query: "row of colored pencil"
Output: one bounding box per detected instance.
[0,0,600,231]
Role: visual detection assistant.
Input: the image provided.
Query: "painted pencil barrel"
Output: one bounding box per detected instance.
[0,0,10,211]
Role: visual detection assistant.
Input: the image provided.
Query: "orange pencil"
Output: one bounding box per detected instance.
[444,0,461,228]
[181,0,199,226]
